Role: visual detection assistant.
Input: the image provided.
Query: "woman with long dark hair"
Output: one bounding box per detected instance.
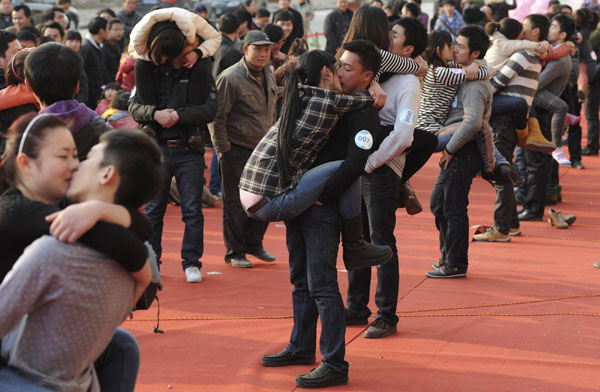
[240,48,392,271]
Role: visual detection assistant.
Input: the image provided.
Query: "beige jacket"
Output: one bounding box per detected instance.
[129,7,221,60]
[211,58,277,154]
[485,31,539,69]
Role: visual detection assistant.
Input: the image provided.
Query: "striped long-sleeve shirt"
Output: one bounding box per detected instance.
[491,49,542,114]
[416,61,491,134]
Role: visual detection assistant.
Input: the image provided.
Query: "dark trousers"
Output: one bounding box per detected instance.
[523,108,552,216]
[402,128,438,185]
[563,83,583,162]
[284,205,348,374]
[584,79,600,153]
[220,143,269,260]
[209,148,221,194]
[347,166,400,325]
[490,115,520,233]
[145,145,204,270]
[430,141,482,269]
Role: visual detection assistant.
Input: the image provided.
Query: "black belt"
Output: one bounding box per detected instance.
[247,196,269,214]
[159,139,182,147]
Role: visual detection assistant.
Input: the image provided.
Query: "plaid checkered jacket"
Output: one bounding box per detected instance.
[239,85,373,197]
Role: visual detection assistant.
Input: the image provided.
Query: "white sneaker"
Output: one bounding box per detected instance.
[552,147,571,165]
[185,267,203,283]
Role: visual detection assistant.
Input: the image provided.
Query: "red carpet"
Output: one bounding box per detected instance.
[125,146,600,392]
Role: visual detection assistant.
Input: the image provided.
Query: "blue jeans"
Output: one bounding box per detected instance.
[94,328,140,392]
[347,166,400,325]
[249,161,361,222]
[208,148,221,194]
[0,367,54,391]
[430,141,482,269]
[284,205,348,375]
[145,145,204,271]
[492,94,528,130]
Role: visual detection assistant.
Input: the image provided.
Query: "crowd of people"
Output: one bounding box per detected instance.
[0,0,599,390]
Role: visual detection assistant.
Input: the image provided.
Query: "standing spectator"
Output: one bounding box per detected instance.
[129,17,218,283]
[244,0,258,16]
[253,8,270,30]
[485,0,517,21]
[274,10,294,54]
[25,43,109,161]
[0,0,12,30]
[434,0,465,40]
[296,0,314,43]
[80,16,108,110]
[0,50,38,135]
[56,0,78,30]
[211,31,277,268]
[234,9,252,48]
[16,30,36,48]
[0,30,20,89]
[117,0,143,47]
[324,0,353,54]
[102,18,124,84]
[43,6,68,31]
[213,13,243,81]
[98,8,117,20]
[64,30,89,104]
[40,21,65,43]
[272,0,304,41]
[7,4,30,33]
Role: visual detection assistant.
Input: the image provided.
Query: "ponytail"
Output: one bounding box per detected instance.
[276,68,303,186]
[485,21,499,36]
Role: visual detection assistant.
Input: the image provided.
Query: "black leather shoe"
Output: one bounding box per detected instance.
[581,147,598,156]
[346,307,370,326]
[262,350,315,367]
[295,363,348,388]
[248,248,276,262]
[571,160,585,169]
[426,265,467,278]
[518,209,543,221]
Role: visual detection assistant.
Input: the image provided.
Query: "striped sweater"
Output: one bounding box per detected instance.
[491,49,542,114]
[416,61,491,134]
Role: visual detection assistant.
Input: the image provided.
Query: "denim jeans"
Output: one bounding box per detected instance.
[208,148,221,194]
[220,143,269,260]
[347,166,400,325]
[284,205,348,374]
[145,145,204,271]
[430,141,482,269]
[249,160,361,222]
[94,328,140,392]
[492,94,528,130]
[514,146,527,196]
[0,367,54,391]
[490,114,520,233]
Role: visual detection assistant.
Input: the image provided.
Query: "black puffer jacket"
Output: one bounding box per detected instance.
[129,56,217,142]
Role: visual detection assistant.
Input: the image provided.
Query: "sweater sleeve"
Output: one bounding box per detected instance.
[365,83,419,173]
[331,90,374,115]
[495,33,538,58]
[433,63,490,87]
[491,51,529,91]
[445,83,487,154]
[545,43,571,61]
[377,49,420,80]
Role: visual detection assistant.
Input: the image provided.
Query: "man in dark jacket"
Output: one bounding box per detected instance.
[0,30,20,90]
[212,12,243,80]
[80,16,107,109]
[324,0,353,54]
[117,0,142,47]
[102,18,124,84]
[129,21,218,284]
[272,0,304,42]
[24,43,109,161]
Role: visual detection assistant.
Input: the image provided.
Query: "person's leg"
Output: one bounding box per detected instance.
[534,89,568,146]
[490,115,519,233]
[522,109,552,218]
[0,366,55,391]
[513,146,527,199]
[301,205,348,374]
[284,215,319,358]
[208,148,221,195]
[220,144,254,260]
[144,146,173,261]
[584,80,600,154]
[401,128,438,184]
[492,95,528,131]
[361,167,400,326]
[172,147,205,271]
[94,329,140,392]
[430,169,447,264]
[439,141,482,270]
[251,161,344,222]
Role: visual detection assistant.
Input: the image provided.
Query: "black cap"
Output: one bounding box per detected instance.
[244,30,274,46]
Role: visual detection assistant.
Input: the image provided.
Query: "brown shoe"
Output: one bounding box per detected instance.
[399,182,423,215]
[547,208,568,229]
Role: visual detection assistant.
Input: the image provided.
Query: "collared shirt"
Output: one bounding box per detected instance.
[239,85,372,197]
